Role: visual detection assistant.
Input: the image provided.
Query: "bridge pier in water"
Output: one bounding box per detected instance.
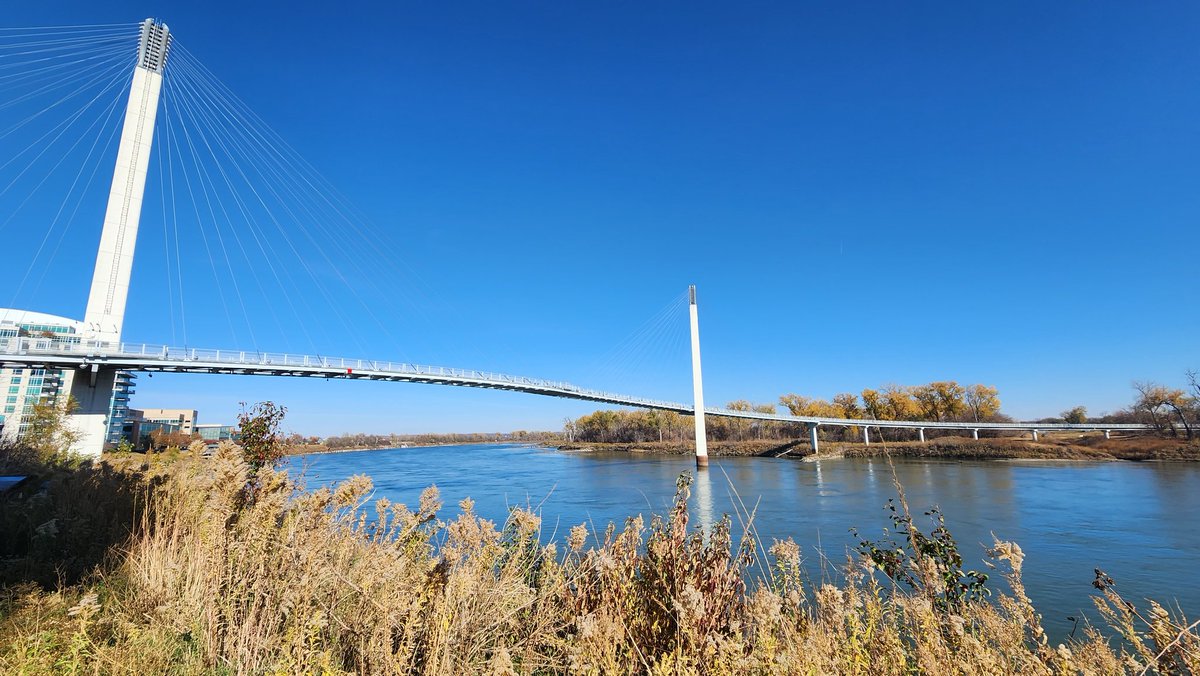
[918,428,925,442]
[862,426,869,445]
[809,423,820,454]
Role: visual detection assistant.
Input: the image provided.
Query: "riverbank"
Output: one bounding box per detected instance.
[558,438,798,457]
[288,440,552,457]
[558,435,1200,461]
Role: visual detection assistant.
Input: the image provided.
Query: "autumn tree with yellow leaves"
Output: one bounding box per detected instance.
[570,381,1005,444]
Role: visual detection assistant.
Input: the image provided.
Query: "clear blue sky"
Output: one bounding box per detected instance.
[3,2,1197,436]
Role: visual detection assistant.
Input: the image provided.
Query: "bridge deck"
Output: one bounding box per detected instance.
[1,339,1150,433]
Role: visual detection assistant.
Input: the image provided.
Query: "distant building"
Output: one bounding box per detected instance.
[123,408,203,449]
[196,423,236,442]
[0,309,134,445]
[133,408,197,435]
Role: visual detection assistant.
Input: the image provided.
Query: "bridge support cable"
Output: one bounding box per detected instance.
[167,83,266,352]
[0,44,132,116]
[154,105,177,345]
[164,61,318,349]
[24,87,130,305]
[0,28,135,157]
[162,50,361,355]
[158,42,443,362]
[160,83,244,347]
[166,59,360,356]
[141,39,453,362]
[161,67,292,353]
[0,25,139,313]
[165,113,189,346]
[0,54,133,201]
[9,66,133,306]
[583,290,688,394]
[167,40,441,304]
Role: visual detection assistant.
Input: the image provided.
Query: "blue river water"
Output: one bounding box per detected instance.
[284,443,1200,638]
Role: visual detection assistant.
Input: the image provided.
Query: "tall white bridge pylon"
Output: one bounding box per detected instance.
[19,19,172,454]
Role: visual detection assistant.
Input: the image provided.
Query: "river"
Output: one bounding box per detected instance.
[284,443,1200,639]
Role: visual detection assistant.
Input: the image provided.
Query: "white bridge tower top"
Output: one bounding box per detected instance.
[83,18,170,345]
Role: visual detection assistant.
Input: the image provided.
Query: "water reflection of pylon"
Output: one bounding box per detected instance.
[695,466,714,540]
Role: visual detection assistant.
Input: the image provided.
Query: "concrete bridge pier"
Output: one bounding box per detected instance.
[1104,430,1111,440]
[1031,430,1039,441]
[972,429,980,440]
[67,366,119,455]
[809,423,820,454]
[918,428,925,442]
[862,426,869,445]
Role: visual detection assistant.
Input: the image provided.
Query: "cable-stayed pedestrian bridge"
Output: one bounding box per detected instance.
[0,20,1158,457]
[0,338,1149,446]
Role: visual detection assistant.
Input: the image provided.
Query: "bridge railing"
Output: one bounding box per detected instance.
[0,337,1154,432]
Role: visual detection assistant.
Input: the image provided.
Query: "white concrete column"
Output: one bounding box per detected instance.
[972,429,979,440]
[862,426,869,445]
[66,368,119,455]
[688,286,708,468]
[1104,430,1111,440]
[918,428,925,442]
[84,39,168,347]
[809,423,819,454]
[1031,430,1039,441]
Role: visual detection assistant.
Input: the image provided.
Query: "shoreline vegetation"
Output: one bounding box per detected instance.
[557,434,1200,462]
[285,431,559,457]
[2,439,1198,673]
[288,432,1200,462]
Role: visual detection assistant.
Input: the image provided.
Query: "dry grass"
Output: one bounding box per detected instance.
[1,443,1197,673]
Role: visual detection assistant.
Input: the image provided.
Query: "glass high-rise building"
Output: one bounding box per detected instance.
[0,309,135,447]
